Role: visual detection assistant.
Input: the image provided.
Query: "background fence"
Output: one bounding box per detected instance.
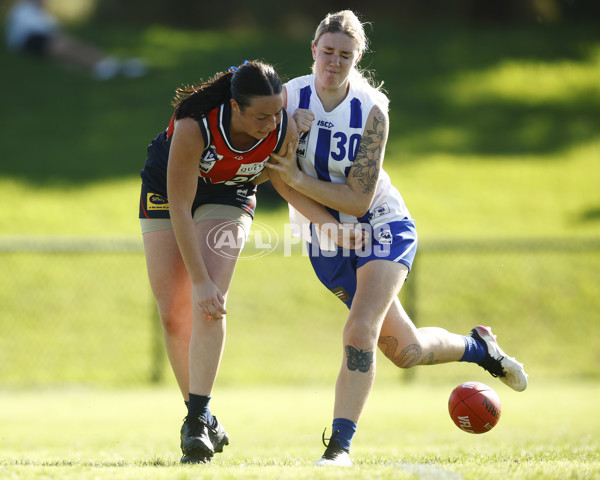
[1,235,598,388]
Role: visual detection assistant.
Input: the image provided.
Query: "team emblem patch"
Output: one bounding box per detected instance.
[331,286,351,303]
[377,229,393,245]
[147,193,169,210]
[199,146,221,174]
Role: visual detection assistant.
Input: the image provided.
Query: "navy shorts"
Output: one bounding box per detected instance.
[139,183,256,220]
[308,219,417,309]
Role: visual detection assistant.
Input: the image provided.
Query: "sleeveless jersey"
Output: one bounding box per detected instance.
[140,102,287,217]
[284,74,411,248]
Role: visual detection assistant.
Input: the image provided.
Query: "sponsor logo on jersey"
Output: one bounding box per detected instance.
[297,130,310,158]
[236,162,264,176]
[317,120,334,128]
[147,193,169,210]
[369,203,390,221]
[235,187,250,201]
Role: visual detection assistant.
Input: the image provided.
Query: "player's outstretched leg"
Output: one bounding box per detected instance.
[180,415,229,464]
[314,430,353,467]
[471,325,528,392]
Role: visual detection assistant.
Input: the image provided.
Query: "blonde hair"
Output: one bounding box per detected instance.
[312,10,389,111]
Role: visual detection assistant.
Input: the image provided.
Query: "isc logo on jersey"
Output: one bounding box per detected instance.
[199,146,221,174]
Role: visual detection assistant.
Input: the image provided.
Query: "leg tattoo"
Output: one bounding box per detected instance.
[345,345,374,373]
[378,336,425,368]
[394,343,422,368]
[378,335,398,358]
[421,352,437,365]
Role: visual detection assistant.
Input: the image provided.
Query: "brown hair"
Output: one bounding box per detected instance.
[172,60,282,120]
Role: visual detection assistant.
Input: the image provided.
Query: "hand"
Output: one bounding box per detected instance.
[265,138,301,187]
[293,109,314,133]
[192,279,227,321]
[323,223,367,250]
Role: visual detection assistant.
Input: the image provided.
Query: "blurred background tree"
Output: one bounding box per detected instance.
[88,0,600,28]
[2,0,597,29]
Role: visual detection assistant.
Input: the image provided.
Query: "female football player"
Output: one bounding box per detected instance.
[266,11,528,466]
[139,60,343,464]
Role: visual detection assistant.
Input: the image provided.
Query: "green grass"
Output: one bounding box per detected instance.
[1,239,598,387]
[1,381,599,479]
[0,21,599,387]
[0,22,598,237]
[0,22,599,478]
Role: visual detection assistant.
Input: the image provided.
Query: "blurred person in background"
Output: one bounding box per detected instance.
[139,60,349,464]
[266,10,528,466]
[4,0,147,79]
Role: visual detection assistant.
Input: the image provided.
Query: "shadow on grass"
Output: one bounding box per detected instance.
[0,21,598,192]
[578,206,600,223]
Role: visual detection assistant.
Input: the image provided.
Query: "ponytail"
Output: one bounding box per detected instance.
[172,71,234,120]
[171,60,282,120]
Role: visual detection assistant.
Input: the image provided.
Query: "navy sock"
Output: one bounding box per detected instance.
[331,418,357,452]
[187,394,215,427]
[459,335,487,364]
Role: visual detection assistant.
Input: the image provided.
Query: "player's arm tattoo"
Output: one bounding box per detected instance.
[351,109,386,194]
[345,345,374,373]
[378,336,426,368]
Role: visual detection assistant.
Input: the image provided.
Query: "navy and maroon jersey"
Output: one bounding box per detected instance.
[140,102,287,219]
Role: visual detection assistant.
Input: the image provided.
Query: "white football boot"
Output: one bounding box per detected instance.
[470,325,528,392]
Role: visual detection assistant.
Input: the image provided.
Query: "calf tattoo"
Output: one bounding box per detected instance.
[345,345,373,373]
[378,336,423,368]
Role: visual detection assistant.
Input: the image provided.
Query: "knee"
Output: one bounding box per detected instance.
[157,303,192,338]
[344,317,379,351]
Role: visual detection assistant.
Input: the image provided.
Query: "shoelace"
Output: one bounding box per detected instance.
[320,428,348,459]
[184,415,209,437]
[479,354,506,377]
[321,428,341,448]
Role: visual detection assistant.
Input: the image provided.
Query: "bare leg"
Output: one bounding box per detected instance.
[47,33,107,70]
[143,218,246,399]
[333,260,407,423]
[187,219,246,396]
[378,295,466,368]
[143,228,193,400]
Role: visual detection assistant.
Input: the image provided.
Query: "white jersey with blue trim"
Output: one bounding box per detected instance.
[285,74,411,248]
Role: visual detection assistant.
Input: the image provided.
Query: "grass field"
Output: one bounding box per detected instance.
[0,21,598,238]
[1,381,599,479]
[0,15,599,480]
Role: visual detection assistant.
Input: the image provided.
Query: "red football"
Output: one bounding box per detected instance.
[448,381,501,434]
